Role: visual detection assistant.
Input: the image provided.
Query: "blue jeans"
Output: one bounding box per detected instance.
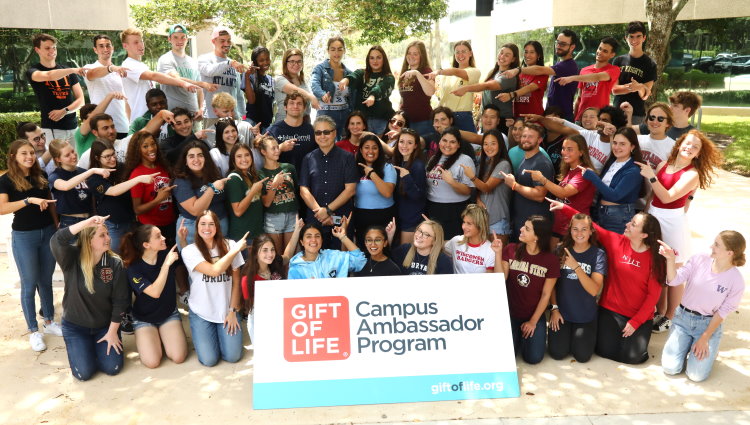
[318,109,350,140]
[12,225,56,332]
[189,310,243,367]
[410,120,434,139]
[597,203,635,234]
[62,319,123,381]
[489,219,511,235]
[58,215,86,229]
[452,111,476,132]
[662,306,723,382]
[105,221,132,255]
[367,118,388,135]
[510,317,547,364]
[177,215,229,251]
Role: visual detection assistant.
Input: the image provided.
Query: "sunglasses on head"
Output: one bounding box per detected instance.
[314,129,335,136]
[647,115,667,123]
[389,118,405,127]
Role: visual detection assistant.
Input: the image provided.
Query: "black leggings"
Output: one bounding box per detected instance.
[427,199,470,240]
[548,317,597,363]
[595,307,653,364]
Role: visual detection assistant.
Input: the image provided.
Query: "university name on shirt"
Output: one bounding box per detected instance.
[455,249,486,266]
[588,146,608,166]
[508,259,548,278]
[563,261,592,277]
[212,67,238,88]
[619,254,641,268]
[619,65,644,79]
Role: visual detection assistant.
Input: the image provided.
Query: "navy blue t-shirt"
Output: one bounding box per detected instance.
[88,174,135,224]
[244,73,275,129]
[547,58,579,121]
[49,167,92,215]
[173,177,228,220]
[267,120,317,172]
[556,245,607,323]
[127,250,177,323]
[391,243,454,275]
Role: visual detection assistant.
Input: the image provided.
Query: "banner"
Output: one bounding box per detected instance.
[253,273,520,409]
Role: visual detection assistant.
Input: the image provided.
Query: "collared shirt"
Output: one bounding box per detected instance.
[299,146,358,219]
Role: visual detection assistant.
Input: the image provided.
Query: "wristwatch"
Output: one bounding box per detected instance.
[229,307,239,313]
[649,177,657,183]
[549,304,559,311]
[325,206,334,216]
[23,197,30,206]
[63,107,69,113]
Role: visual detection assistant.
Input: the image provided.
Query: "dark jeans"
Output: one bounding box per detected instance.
[548,318,597,362]
[62,319,123,381]
[510,317,547,364]
[427,199,470,240]
[595,307,653,364]
[596,203,635,234]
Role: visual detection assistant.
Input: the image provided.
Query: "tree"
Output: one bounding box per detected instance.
[644,0,690,97]
[338,0,447,45]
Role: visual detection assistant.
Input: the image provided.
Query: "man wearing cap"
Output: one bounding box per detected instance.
[158,24,217,124]
[198,26,247,129]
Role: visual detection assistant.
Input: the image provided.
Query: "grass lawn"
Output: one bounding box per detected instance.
[700,115,750,176]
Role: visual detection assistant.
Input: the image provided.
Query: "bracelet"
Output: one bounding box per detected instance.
[367,170,375,179]
[207,182,220,194]
[574,265,581,272]
[107,65,113,73]
[470,175,477,182]
[511,182,517,191]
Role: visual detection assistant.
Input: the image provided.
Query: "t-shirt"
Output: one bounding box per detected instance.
[548,59,579,121]
[426,154,475,203]
[569,125,611,173]
[398,67,433,123]
[257,163,298,214]
[335,139,359,156]
[129,163,175,226]
[173,177,228,221]
[273,76,312,122]
[508,146,552,172]
[355,257,403,277]
[243,73,275,129]
[482,72,516,118]
[667,253,745,319]
[355,163,397,209]
[121,57,154,123]
[445,236,496,274]
[512,151,554,227]
[198,54,245,119]
[287,249,367,279]
[638,134,676,170]
[88,174,135,224]
[552,168,595,235]
[161,133,202,165]
[0,173,54,231]
[575,64,620,122]
[556,245,607,323]
[209,148,230,177]
[267,120,316,172]
[157,51,201,113]
[514,73,548,116]
[638,122,693,141]
[183,240,245,324]
[479,159,512,225]
[542,134,565,178]
[84,61,129,134]
[438,67,482,112]
[225,173,264,241]
[49,167,91,215]
[502,243,560,320]
[612,54,657,117]
[73,128,95,156]
[391,243,454,275]
[26,63,80,130]
[127,250,177,323]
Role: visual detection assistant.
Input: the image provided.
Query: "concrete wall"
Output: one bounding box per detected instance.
[1,0,130,30]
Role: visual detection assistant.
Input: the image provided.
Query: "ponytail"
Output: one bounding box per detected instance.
[120,224,156,267]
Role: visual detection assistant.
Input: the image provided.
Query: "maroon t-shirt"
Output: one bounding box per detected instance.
[503,243,560,320]
[552,168,595,235]
[336,139,359,156]
[398,67,433,123]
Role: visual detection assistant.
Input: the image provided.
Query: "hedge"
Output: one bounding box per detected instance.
[0,112,40,167]
[0,90,39,113]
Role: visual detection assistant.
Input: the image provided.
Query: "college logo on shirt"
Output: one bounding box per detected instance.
[516,274,531,288]
[100,267,113,283]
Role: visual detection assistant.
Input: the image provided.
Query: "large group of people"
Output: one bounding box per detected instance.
[1,20,745,385]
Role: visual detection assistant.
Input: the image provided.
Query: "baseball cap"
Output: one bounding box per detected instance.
[211,26,234,40]
[168,24,188,36]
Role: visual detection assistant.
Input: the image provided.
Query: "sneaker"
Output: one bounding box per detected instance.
[43,321,63,337]
[652,316,672,333]
[30,332,47,352]
[120,313,135,335]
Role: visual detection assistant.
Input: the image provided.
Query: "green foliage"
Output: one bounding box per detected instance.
[0,112,40,166]
[662,68,727,90]
[340,0,447,45]
[0,90,38,113]
[699,91,750,106]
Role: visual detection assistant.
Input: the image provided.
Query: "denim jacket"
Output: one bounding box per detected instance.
[311,59,351,100]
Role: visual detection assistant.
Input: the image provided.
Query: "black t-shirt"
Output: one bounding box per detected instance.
[542,134,565,180]
[267,120,317,172]
[245,73,275,129]
[391,244,454,275]
[88,174,135,224]
[49,167,92,215]
[26,63,80,130]
[127,250,177,323]
[159,133,203,164]
[355,257,402,277]
[0,173,55,231]
[612,54,657,116]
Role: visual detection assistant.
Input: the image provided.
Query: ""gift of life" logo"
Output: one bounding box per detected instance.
[284,296,350,362]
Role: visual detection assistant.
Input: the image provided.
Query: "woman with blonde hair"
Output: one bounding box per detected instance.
[390,219,453,275]
[444,204,498,274]
[273,48,319,122]
[50,215,129,380]
[398,40,435,137]
[427,40,481,132]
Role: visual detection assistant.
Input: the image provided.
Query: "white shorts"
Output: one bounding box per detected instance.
[648,205,690,263]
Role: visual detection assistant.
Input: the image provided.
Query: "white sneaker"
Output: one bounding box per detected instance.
[30,332,47,352]
[43,321,63,337]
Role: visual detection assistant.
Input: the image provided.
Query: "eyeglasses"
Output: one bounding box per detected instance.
[389,118,405,127]
[554,40,571,47]
[286,59,303,65]
[415,228,434,239]
[365,238,385,244]
[314,129,335,136]
[31,133,47,143]
[647,115,667,123]
[100,153,116,161]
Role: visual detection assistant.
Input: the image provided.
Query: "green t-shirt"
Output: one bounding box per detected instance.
[74,128,95,155]
[225,174,264,241]
[257,163,298,214]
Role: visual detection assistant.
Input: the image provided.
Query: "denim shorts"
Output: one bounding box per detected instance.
[264,211,296,234]
[489,219,511,235]
[133,309,181,331]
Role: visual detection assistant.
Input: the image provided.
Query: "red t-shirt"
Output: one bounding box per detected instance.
[398,67,433,123]
[241,273,281,300]
[513,73,548,116]
[575,64,620,121]
[336,139,359,156]
[502,243,560,320]
[129,163,175,226]
[552,168,595,235]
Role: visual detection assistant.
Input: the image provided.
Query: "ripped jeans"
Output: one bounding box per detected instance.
[62,319,123,381]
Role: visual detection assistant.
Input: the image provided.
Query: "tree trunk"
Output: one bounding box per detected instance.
[644,0,689,101]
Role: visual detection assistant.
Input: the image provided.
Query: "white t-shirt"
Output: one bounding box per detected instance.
[84,61,130,134]
[638,134,676,170]
[121,57,153,123]
[209,148,230,177]
[445,235,496,274]
[182,240,245,323]
[38,157,56,175]
[601,159,627,186]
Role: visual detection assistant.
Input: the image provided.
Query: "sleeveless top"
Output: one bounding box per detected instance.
[651,164,694,209]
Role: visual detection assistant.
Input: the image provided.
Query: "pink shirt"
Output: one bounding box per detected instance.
[668,253,745,318]
[553,168,595,235]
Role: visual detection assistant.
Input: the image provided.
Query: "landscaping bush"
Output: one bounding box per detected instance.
[0,91,39,113]
[0,112,40,167]
[699,90,750,106]
[663,68,727,90]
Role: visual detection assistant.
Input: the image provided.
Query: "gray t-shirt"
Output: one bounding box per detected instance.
[197,54,245,119]
[157,51,201,113]
[480,159,512,224]
[426,154,475,203]
[273,76,312,122]
[512,151,554,227]
[481,72,516,118]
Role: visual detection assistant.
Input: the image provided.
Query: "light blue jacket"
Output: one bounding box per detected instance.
[288,249,366,279]
[310,59,352,101]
